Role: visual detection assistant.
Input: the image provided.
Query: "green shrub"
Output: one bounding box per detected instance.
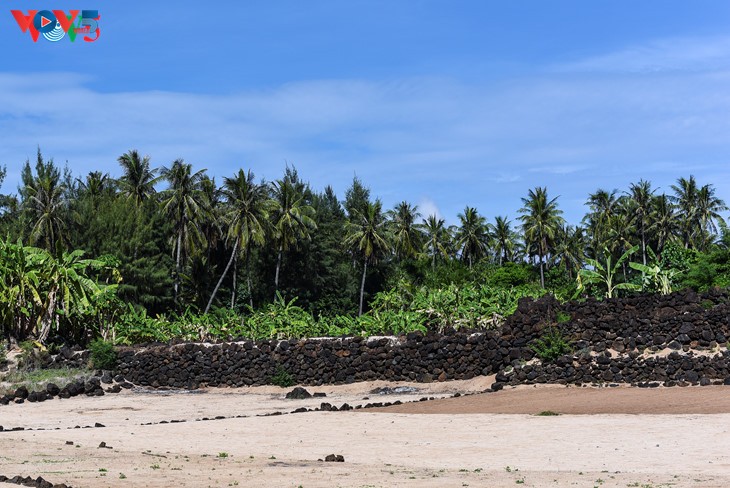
[114,305,176,345]
[487,262,534,288]
[88,339,118,370]
[17,340,49,371]
[270,365,294,387]
[661,243,696,273]
[555,311,571,323]
[530,327,572,362]
[0,346,6,365]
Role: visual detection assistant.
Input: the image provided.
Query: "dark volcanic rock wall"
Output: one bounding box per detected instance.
[504,288,730,353]
[116,333,511,387]
[115,288,730,388]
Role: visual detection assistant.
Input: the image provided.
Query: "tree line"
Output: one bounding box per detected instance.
[1,148,729,333]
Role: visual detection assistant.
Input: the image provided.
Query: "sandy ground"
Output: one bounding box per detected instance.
[1,378,729,487]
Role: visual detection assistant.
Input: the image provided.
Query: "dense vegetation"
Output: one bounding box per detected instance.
[1,149,729,346]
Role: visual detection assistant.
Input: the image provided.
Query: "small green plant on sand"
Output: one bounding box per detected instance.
[536,410,560,416]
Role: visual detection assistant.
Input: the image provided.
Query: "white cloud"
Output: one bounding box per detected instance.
[555,36,730,73]
[1,35,730,223]
[417,197,442,221]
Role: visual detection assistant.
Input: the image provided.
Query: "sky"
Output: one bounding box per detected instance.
[1,1,730,225]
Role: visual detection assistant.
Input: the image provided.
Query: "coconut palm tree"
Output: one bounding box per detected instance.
[117,150,159,206]
[671,176,705,249]
[651,194,678,254]
[519,187,564,288]
[199,175,223,262]
[345,199,390,315]
[492,216,518,265]
[270,176,316,297]
[583,188,619,256]
[387,201,422,261]
[627,179,655,265]
[159,159,210,303]
[695,183,728,250]
[21,151,67,251]
[553,224,586,280]
[422,215,451,269]
[204,169,271,313]
[454,206,490,268]
[77,171,114,203]
[605,209,635,280]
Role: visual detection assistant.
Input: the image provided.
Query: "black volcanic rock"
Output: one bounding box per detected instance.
[285,387,312,399]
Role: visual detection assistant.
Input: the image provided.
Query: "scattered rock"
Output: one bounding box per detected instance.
[285,387,312,400]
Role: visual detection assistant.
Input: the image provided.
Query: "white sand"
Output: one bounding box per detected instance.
[0,379,729,487]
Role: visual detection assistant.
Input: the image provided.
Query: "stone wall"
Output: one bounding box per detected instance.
[115,288,730,388]
[116,332,509,388]
[504,287,730,353]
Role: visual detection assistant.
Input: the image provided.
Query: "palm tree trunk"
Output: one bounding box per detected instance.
[274,244,283,299]
[539,253,545,289]
[174,230,182,302]
[245,246,253,309]
[205,239,238,314]
[359,259,368,316]
[641,224,646,265]
[132,204,140,261]
[230,254,237,310]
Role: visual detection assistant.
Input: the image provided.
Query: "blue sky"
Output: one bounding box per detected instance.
[1,1,730,225]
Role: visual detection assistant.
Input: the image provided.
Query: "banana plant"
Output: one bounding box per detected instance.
[1,239,120,343]
[576,246,640,298]
[629,262,677,295]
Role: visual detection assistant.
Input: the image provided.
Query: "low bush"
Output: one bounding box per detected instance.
[530,326,572,362]
[88,339,118,370]
[555,311,571,323]
[270,365,294,387]
[17,340,50,371]
[536,410,560,416]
